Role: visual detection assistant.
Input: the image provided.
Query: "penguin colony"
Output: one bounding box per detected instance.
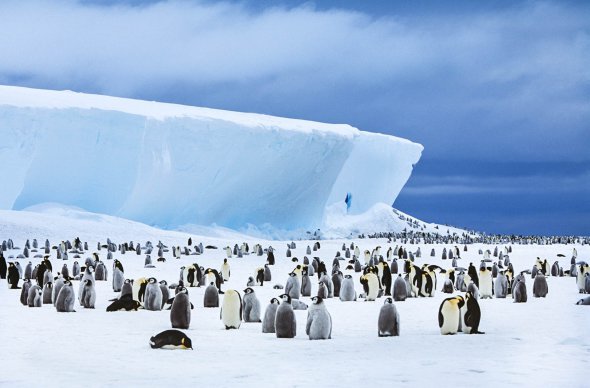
[1,234,589,351]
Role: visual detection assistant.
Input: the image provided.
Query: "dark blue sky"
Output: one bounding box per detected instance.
[1,0,588,235]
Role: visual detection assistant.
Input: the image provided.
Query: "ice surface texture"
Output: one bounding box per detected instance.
[0,85,422,229]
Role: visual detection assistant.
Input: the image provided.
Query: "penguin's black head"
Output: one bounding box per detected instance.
[289,272,296,277]
[244,287,254,294]
[224,258,227,263]
[149,277,157,284]
[160,280,167,285]
[311,296,323,305]
[291,258,298,262]
[384,297,393,304]
[178,286,188,294]
[270,298,280,305]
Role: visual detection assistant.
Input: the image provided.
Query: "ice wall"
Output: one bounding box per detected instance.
[0,85,423,230]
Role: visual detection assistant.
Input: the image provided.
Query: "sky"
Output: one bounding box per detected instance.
[0,0,588,235]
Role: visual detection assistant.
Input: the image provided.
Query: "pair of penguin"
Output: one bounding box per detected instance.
[438,292,483,335]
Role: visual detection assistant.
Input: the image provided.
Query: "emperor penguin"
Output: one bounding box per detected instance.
[78,267,94,305]
[221,259,231,281]
[20,279,32,305]
[112,266,124,291]
[24,262,32,280]
[301,267,312,297]
[378,297,400,337]
[319,272,334,298]
[120,279,133,300]
[205,268,223,293]
[52,276,65,306]
[275,294,297,338]
[577,263,589,293]
[441,279,454,294]
[479,266,493,299]
[95,261,107,281]
[255,267,265,286]
[170,286,191,329]
[576,296,590,305]
[317,282,328,299]
[221,289,242,329]
[393,274,408,301]
[339,274,357,302]
[242,287,262,322]
[360,271,380,301]
[494,271,508,298]
[132,277,149,304]
[306,296,332,340]
[144,277,163,311]
[513,278,527,303]
[264,264,272,282]
[55,280,76,312]
[27,284,43,307]
[42,282,53,304]
[7,263,20,289]
[262,298,281,333]
[150,330,193,350]
[159,280,170,309]
[331,271,343,298]
[467,263,479,288]
[203,282,219,308]
[463,291,484,334]
[439,295,465,335]
[72,261,80,278]
[532,273,549,298]
[380,261,392,296]
[285,272,301,300]
[80,279,97,308]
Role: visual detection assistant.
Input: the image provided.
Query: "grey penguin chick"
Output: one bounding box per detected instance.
[378,297,400,337]
[242,287,261,322]
[306,296,332,340]
[262,298,280,333]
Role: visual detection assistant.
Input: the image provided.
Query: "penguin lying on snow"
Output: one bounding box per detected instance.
[150,330,193,350]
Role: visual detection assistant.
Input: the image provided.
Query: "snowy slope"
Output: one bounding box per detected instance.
[0,210,588,387]
[0,85,423,231]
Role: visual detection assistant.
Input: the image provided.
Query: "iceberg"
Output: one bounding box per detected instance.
[0,85,422,230]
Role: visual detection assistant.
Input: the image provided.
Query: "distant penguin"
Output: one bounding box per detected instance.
[378,297,400,337]
[159,280,170,309]
[262,298,281,333]
[55,280,76,312]
[221,289,242,329]
[285,272,301,300]
[380,262,392,296]
[532,273,548,298]
[221,259,231,281]
[203,282,220,308]
[144,278,163,311]
[439,296,465,335]
[255,267,265,286]
[205,268,223,293]
[24,262,32,280]
[113,267,124,292]
[576,296,590,305]
[242,287,262,322]
[170,286,191,329]
[150,330,193,350]
[78,267,94,305]
[275,294,297,338]
[264,264,272,282]
[513,278,527,303]
[339,274,357,302]
[78,279,96,309]
[267,250,275,265]
[317,282,328,299]
[0,253,6,279]
[479,267,493,299]
[393,274,408,301]
[301,267,312,297]
[306,296,332,340]
[246,276,256,287]
[463,291,484,334]
[494,272,508,298]
[332,271,343,298]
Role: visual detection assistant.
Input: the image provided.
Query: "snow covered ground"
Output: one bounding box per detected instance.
[0,208,588,387]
